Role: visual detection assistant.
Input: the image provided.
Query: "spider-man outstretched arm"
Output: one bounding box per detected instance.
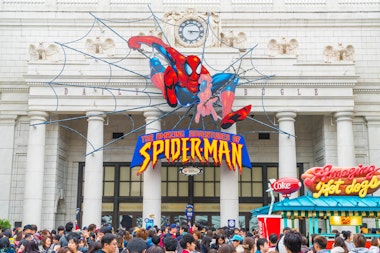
[128,35,252,128]
[128,36,212,108]
[128,36,175,66]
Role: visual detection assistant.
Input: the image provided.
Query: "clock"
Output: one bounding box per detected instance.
[178,19,205,46]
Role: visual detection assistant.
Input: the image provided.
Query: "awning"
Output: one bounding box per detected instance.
[251,195,380,219]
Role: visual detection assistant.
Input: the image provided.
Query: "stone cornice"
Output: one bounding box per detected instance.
[1,0,379,14]
[0,87,29,93]
[2,16,378,28]
[354,89,380,94]
[25,81,357,88]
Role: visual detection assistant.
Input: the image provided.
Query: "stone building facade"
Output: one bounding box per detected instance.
[0,0,379,231]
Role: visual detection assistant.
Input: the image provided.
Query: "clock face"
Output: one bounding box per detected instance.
[178,19,205,44]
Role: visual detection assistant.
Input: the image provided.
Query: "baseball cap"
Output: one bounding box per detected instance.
[231,234,243,242]
[23,224,33,231]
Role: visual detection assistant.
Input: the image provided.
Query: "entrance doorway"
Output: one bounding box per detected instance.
[77,162,303,230]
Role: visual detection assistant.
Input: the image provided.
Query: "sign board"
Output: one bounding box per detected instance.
[131,130,251,175]
[301,164,380,198]
[228,219,236,228]
[269,177,302,198]
[180,167,203,176]
[330,216,362,226]
[185,204,194,221]
[145,218,154,229]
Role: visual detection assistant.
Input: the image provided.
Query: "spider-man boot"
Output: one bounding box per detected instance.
[221,104,252,129]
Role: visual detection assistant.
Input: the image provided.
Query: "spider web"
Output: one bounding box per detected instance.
[31,5,295,157]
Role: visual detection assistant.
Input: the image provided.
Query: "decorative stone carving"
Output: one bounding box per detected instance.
[163,10,182,46]
[208,11,221,47]
[220,31,247,51]
[323,43,354,63]
[234,32,247,52]
[159,8,245,49]
[220,31,234,47]
[85,36,115,56]
[29,42,60,62]
[267,37,298,57]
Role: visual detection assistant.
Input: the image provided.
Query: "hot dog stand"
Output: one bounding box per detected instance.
[252,195,380,234]
[251,164,380,241]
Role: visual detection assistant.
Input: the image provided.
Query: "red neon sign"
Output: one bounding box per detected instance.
[301,164,380,198]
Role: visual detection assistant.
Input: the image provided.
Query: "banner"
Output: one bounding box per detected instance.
[131,130,251,175]
[301,164,380,198]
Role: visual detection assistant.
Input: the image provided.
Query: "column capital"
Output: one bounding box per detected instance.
[0,114,17,125]
[143,110,162,121]
[276,111,297,121]
[86,111,105,121]
[334,111,354,121]
[28,111,48,121]
[365,116,380,124]
[144,110,162,134]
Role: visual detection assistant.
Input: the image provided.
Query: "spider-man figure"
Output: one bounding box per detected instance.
[128,36,251,129]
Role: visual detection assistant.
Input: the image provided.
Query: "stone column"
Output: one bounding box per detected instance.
[0,115,17,219]
[143,110,162,228]
[277,111,297,179]
[366,116,380,196]
[82,111,105,227]
[335,112,355,167]
[220,124,239,228]
[366,116,380,165]
[23,111,48,228]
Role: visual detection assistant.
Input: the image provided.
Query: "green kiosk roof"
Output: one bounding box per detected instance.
[251,195,380,218]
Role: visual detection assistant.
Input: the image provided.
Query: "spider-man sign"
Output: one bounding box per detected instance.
[128,36,251,129]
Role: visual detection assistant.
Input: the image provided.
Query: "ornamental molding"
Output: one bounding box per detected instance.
[27,81,150,87]
[26,81,356,88]
[354,89,380,94]
[242,82,356,87]
[3,0,378,8]
[0,88,29,93]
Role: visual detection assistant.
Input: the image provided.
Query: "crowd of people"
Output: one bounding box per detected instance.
[0,222,380,253]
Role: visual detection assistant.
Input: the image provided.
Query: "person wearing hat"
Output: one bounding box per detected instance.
[21,225,42,252]
[231,235,244,253]
[23,225,33,235]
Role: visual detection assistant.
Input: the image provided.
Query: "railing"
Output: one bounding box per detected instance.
[318,233,380,249]
[1,0,379,11]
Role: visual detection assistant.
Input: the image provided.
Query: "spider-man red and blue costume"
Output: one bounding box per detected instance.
[128,36,251,129]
